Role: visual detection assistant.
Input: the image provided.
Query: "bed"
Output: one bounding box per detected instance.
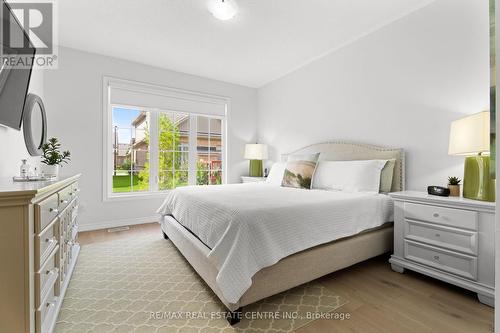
[158,141,405,323]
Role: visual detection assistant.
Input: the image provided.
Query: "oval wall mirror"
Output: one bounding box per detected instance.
[23,93,47,156]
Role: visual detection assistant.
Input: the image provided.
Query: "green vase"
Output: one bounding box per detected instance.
[249,160,263,177]
[463,155,495,202]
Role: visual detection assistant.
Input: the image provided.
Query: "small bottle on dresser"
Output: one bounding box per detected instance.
[19,159,29,178]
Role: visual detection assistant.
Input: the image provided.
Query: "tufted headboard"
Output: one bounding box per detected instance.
[281,141,405,192]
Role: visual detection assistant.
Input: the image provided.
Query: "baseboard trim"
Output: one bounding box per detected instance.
[78,216,158,232]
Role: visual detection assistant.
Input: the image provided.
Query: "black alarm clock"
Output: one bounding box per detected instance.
[427,186,450,197]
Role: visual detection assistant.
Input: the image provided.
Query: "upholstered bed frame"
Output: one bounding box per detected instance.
[160,141,405,323]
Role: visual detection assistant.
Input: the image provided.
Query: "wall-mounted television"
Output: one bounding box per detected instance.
[0,0,35,130]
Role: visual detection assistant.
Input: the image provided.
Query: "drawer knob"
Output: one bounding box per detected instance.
[45,236,57,244]
[47,300,56,308]
[433,255,440,260]
[60,199,69,204]
[433,213,439,218]
[46,267,59,275]
[49,208,59,213]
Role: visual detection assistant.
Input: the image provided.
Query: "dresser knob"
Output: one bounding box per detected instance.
[433,255,440,260]
[45,236,56,244]
[60,199,68,204]
[49,208,59,213]
[433,213,439,218]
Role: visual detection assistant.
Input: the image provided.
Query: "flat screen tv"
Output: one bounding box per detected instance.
[0,0,35,130]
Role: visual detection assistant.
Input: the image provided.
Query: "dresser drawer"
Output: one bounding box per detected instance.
[35,246,59,308]
[35,193,59,233]
[404,220,478,255]
[58,185,73,211]
[35,218,59,270]
[404,202,478,230]
[71,182,80,198]
[36,280,58,333]
[404,240,477,280]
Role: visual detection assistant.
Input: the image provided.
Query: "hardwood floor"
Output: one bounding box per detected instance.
[79,223,494,333]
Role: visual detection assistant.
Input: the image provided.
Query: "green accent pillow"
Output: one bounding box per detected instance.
[282,153,319,189]
[379,159,396,193]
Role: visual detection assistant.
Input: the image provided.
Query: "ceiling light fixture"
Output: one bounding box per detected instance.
[208,0,238,21]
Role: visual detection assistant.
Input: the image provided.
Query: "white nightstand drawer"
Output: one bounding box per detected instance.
[404,202,478,230]
[404,240,477,280]
[404,220,478,255]
[241,176,267,183]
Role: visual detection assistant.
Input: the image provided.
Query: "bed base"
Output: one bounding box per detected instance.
[160,216,393,316]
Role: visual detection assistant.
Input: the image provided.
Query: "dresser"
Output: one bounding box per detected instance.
[389,191,495,306]
[0,174,81,333]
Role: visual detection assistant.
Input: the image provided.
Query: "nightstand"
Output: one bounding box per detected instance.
[241,176,267,183]
[389,191,495,306]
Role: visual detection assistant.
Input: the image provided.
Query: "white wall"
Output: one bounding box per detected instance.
[0,69,44,177]
[44,47,257,230]
[258,0,489,191]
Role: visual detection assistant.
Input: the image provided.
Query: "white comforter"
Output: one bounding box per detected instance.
[157,183,393,304]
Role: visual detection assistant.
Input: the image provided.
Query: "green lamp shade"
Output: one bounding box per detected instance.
[249,160,263,177]
[463,155,495,202]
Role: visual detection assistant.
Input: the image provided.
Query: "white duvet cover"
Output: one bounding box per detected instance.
[157,183,393,304]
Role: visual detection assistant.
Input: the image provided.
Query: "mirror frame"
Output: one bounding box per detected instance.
[23,93,47,156]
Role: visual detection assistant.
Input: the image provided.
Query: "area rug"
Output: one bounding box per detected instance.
[55,232,346,332]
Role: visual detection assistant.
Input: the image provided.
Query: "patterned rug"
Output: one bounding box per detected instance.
[55,233,346,332]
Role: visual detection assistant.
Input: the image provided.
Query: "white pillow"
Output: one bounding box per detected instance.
[311,160,388,193]
[266,162,286,185]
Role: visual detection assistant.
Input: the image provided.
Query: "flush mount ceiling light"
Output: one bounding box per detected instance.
[208,0,238,21]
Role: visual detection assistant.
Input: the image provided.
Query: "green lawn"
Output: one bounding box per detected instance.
[112,174,148,192]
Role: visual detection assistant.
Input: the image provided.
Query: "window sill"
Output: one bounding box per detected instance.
[104,191,170,202]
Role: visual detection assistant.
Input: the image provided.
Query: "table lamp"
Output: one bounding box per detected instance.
[448,111,495,201]
[244,143,268,177]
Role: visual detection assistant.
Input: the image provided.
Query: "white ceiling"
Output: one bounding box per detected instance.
[58,0,435,88]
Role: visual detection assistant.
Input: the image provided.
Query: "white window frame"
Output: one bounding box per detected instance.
[102,76,229,201]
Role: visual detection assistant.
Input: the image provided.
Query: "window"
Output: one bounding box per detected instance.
[104,78,228,199]
[196,116,223,185]
[112,108,150,193]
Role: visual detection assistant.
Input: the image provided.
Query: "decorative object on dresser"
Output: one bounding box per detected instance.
[448,111,495,202]
[389,191,495,307]
[240,176,266,183]
[0,174,81,333]
[244,143,268,177]
[41,138,71,178]
[447,176,461,197]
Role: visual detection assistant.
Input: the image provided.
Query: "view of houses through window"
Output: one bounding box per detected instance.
[112,107,223,194]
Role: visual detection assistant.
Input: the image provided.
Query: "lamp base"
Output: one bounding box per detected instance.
[463,155,495,202]
[249,160,263,177]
